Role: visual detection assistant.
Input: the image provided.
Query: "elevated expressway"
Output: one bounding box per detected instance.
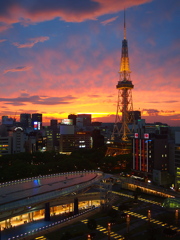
[0,171,104,227]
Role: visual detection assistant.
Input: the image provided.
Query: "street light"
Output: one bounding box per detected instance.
[87,233,96,240]
[87,234,92,240]
[175,209,178,225]
[108,222,111,240]
[126,214,130,233]
[148,209,151,223]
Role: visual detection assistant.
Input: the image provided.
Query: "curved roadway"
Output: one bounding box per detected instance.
[0,171,103,218]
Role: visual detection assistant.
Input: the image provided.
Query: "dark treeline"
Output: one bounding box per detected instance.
[0,148,132,182]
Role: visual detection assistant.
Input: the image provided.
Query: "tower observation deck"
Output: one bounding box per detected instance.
[112,11,134,142]
[106,11,134,156]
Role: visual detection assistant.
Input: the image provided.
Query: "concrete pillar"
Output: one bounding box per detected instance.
[5,220,8,228]
[31,212,34,221]
[74,197,79,215]
[45,202,50,221]
[8,219,11,228]
[28,213,31,222]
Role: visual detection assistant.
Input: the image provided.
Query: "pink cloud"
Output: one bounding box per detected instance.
[0,23,179,127]
[4,66,32,74]
[0,0,152,26]
[101,16,118,25]
[0,39,6,43]
[13,36,49,48]
[0,23,12,32]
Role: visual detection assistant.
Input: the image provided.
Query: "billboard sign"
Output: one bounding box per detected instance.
[135,133,138,138]
[34,121,41,130]
[144,133,149,139]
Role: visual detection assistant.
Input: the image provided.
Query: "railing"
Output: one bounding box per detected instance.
[120,177,180,198]
[0,170,102,188]
[0,171,103,213]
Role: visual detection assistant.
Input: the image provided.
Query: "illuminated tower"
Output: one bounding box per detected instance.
[112,11,134,142]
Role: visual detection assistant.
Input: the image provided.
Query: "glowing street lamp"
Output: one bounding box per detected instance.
[175,209,178,225]
[107,222,111,240]
[148,209,151,223]
[87,234,92,240]
[126,214,130,233]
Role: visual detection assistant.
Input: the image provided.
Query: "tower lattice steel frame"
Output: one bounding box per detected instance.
[112,12,134,142]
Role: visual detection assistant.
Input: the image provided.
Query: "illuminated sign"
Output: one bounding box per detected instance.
[135,133,138,138]
[14,127,23,132]
[61,119,73,125]
[144,133,149,139]
[34,121,41,130]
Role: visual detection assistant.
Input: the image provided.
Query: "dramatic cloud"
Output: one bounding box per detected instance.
[0,0,152,26]
[161,110,175,113]
[13,36,49,48]
[0,39,6,43]
[142,114,180,126]
[148,100,179,104]
[0,0,179,126]
[88,95,100,98]
[0,23,12,32]
[4,66,32,74]
[101,16,118,25]
[0,94,77,106]
[142,109,176,117]
[142,109,159,116]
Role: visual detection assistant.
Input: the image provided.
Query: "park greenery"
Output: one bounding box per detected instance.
[0,148,132,182]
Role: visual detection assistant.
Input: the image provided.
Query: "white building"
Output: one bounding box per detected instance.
[12,127,27,154]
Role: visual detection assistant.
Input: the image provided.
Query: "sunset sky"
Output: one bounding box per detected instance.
[0,0,179,126]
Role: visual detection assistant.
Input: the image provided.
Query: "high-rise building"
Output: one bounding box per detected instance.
[2,116,15,126]
[12,127,27,153]
[128,111,141,124]
[50,119,58,127]
[76,114,91,128]
[0,136,12,156]
[59,131,92,154]
[32,113,42,130]
[68,114,77,125]
[175,132,180,190]
[133,133,168,174]
[20,113,31,128]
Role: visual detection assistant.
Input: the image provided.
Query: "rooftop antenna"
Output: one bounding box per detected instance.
[124,9,126,40]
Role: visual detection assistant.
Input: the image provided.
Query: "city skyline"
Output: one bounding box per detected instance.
[0,0,179,126]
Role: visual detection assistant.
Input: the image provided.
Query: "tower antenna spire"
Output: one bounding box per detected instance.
[124,9,126,39]
[106,9,135,156]
[112,9,134,142]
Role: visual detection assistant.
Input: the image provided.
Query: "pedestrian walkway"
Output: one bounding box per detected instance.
[1,208,100,240]
[112,206,180,233]
[81,219,125,240]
